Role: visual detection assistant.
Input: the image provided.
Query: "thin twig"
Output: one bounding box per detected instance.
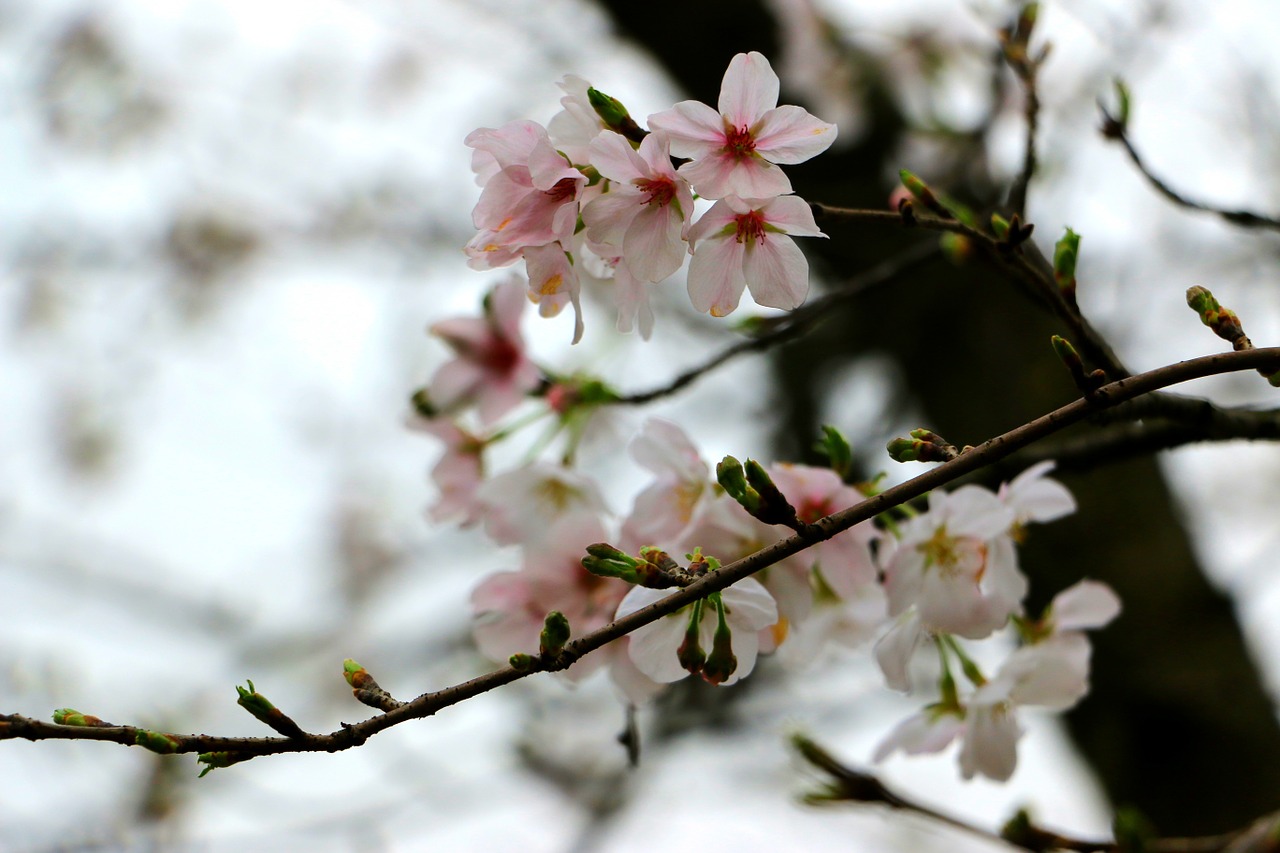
[810,203,1130,380]
[793,733,1277,853]
[615,241,940,405]
[1100,106,1280,232]
[5,347,1279,762]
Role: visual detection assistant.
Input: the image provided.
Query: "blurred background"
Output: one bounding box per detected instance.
[3,0,1280,849]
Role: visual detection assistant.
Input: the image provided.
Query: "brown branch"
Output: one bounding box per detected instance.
[4,347,1279,764]
[793,733,1278,853]
[1100,105,1280,232]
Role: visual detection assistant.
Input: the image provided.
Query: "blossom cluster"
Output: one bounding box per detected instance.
[411,286,1118,779]
[463,52,837,341]
[410,49,1122,786]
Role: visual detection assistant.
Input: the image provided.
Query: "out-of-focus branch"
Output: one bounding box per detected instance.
[1000,3,1046,217]
[792,733,1278,853]
[1099,105,1280,232]
[615,241,940,405]
[810,203,1130,380]
[5,346,1279,766]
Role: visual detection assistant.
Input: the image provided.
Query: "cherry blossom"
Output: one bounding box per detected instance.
[617,577,778,686]
[547,74,607,166]
[618,418,714,551]
[475,463,607,546]
[685,194,825,317]
[426,276,541,425]
[878,485,1022,639]
[582,130,694,284]
[647,51,837,199]
[768,462,877,597]
[407,416,484,526]
[471,513,634,683]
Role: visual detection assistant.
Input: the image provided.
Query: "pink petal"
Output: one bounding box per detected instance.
[678,154,791,201]
[718,52,780,128]
[647,100,726,159]
[687,235,748,316]
[752,105,838,164]
[759,194,825,237]
[625,203,685,282]
[582,191,639,249]
[588,130,649,184]
[1051,580,1121,631]
[742,232,809,310]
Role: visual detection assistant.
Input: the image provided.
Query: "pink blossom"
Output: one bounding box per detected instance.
[619,418,713,551]
[878,485,1023,639]
[582,131,694,284]
[464,121,585,271]
[547,75,606,166]
[475,462,607,547]
[617,578,777,686]
[647,51,837,200]
[426,276,540,425]
[523,242,584,344]
[685,194,825,317]
[767,463,877,597]
[407,415,484,526]
[471,513,633,683]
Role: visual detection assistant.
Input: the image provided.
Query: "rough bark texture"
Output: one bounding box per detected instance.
[593,0,1280,834]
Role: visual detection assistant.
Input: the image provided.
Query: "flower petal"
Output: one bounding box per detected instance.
[718,51,780,128]
[687,234,747,316]
[752,105,838,164]
[742,231,808,310]
[647,100,726,160]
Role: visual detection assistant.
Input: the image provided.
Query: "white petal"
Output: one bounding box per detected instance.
[1050,580,1121,631]
[718,51,780,127]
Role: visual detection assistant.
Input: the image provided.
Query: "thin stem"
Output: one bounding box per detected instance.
[1101,106,1280,231]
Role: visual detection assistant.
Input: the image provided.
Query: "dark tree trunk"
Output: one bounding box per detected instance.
[592,0,1280,834]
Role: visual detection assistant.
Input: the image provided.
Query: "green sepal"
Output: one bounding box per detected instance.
[1112,78,1131,129]
[813,425,853,479]
[582,543,679,588]
[135,730,181,754]
[887,428,957,463]
[538,611,571,658]
[197,751,249,778]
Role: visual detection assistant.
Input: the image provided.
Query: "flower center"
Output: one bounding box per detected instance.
[546,176,579,202]
[723,123,757,159]
[636,177,675,207]
[480,336,521,374]
[918,525,988,580]
[733,209,767,245]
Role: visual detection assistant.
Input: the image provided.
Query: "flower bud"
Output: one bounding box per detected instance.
[898,169,951,218]
[716,456,759,514]
[53,708,110,727]
[538,611,571,658]
[701,595,738,685]
[677,600,706,675]
[886,429,958,463]
[509,653,536,672]
[587,87,646,144]
[744,459,800,528]
[135,730,182,754]
[1053,228,1080,307]
[197,751,250,778]
[1186,286,1249,348]
[236,679,306,739]
[813,425,853,480]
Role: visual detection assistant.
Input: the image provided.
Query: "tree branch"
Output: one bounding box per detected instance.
[5,347,1279,765]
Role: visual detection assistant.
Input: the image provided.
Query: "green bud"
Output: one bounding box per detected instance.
[716,456,760,514]
[1053,228,1080,303]
[814,425,853,479]
[744,458,800,527]
[700,594,737,685]
[1112,78,1131,129]
[990,212,1010,240]
[53,708,109,727]
[1187,286,1253,353]
[538,611,571,658]
[342,659,374,690]
[587,87,646,143]
[887,429,957,463]
[135,730,181,755]
[235,679,306,739]
[509,653,535,672]
[898,169,950,217]
[582,543,679,588]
